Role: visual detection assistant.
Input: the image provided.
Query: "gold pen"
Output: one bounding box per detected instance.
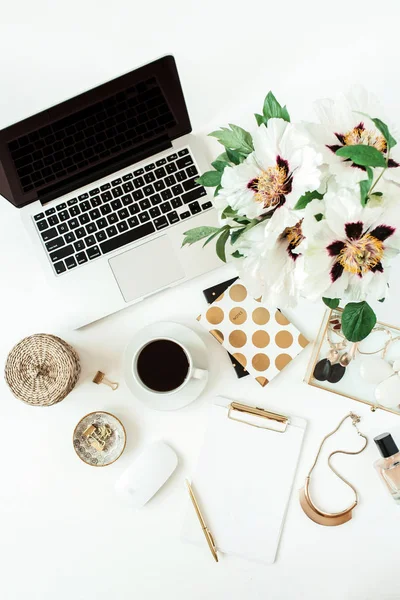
[185,479,218,563]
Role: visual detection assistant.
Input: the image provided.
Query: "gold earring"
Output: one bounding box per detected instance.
[299,412,368,526]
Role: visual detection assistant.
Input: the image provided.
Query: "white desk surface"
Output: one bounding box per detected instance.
[1,2,400,599]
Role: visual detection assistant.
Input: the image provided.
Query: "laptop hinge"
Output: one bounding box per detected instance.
[38,136,172,206]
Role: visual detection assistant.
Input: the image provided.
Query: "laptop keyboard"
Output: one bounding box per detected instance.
[33,148,212,275]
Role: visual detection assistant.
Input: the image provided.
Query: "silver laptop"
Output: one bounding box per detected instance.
[0,56,221,329]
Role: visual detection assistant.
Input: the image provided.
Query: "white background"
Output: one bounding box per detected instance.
[1,2,400,599]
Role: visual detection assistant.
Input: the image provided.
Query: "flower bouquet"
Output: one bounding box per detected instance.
[183,88,400,343]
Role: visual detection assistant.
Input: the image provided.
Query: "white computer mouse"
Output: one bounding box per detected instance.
[115,441,178,509]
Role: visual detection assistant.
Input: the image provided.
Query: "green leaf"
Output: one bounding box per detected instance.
[226,148,242,165]
[221,206,238,219]
[209,124,254,156]
[371,191,383,197]
[341,301,377,342]
[263,91,290,123]
[356,112,397,150]
[372,117,397,150]
[182,226,220,247]
[359,166,373,206]
[215,152,229,162]
[214,184,222,197]
[315,213,324,222]
[231,250,244,259]
[255,113,266,126]
[378,297,385,303]
[323,297,340,309]
[196,171,222,187]
[336,144,386,168]
[215,228,231,262]
[230,227,246,245]
[211,159,229,172]
[202,228,225,248]
[294,190,324,210]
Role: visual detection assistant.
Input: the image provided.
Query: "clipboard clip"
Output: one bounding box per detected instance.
[228,402,289,433]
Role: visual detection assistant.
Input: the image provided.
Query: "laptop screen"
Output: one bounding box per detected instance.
[0,56,191,208]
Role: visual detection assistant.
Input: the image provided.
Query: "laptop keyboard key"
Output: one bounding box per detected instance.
[154,181,165,193]
[101,191,112,202]
[95,230,107,242]
[89,208,100,220]
[100,222,155,254]
[155,158,166,166]
[86,222,97,234]
[54,261,66,274]
[165,175,176,187]
[78,193,89,201]
[87,245,101,260]
[49,244,74,262]
[111,199,122,211]
[160,201,171,214]
[90,196,102,207]
[171,198,183,209]
[122,181,134,193]
[134,177,145,189]
[65,232,76,244]
[189,201,201,215]
[36,219,48,231]
[76,227,86,239]
[178,148,189,157]
[166,162,177,174]
[48,215,59,226]
[154,216,168,230]
[65,256,77,270]
[45,236,65,252]
[74,240,85,252]
[167,211,180,224]
[171,184,183,197]
[45,207,56,216]
[111,178,122,186]
[122,194,133,205]
[161,189,172,201]
[79,213,90,225]
[177,156,193,169]
[139,211,150,223]
[80,200,91,212]
[68,218,79,229]
[150,207,161,218]
[57,223,68,235]
[202,201,213,210]
[100,204,112,216]
[100,183,111,191]
[167,153,177,162]
[117,221,128,233]
[96,217,108,229]
[182,187,207,204]
[89,188,100,197]
[144,172,155,184]
[106,225,118,237]
[133,190,144,201]
[41,227,58,241]
[122,173,133,181]
[70,205,80,217]
[145,163,155,171]
[67,198,78,206]
[118,208,129,220]
[182,178,200,192]
[143,184,154,196]
[128,216,139,228]
[155,167,166,179]
[85,235,96,247]
[76,251,88,265]
[150,193,161,205]
[175,170,187,182]
[34,212,45,221]
[107,213,118,225]
[140,199,151,210]
[133,168,144,176]
[129,203,140,215]
[59,210,70,222]
[187,165,198,178]
[57,203,67,211]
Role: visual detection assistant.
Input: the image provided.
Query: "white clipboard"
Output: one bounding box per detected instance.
[182,397,307,564]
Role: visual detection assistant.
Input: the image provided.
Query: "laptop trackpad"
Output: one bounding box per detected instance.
[109,235,185,303]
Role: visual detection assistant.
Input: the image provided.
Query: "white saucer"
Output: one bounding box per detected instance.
[123,322,208,411]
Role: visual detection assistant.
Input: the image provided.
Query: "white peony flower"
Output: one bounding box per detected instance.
[233,206,305,307]
[308,86,400,187]
[298,185,400,303]
[217,118,322,220]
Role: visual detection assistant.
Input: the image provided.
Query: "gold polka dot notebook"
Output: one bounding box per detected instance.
[198,279,309,387]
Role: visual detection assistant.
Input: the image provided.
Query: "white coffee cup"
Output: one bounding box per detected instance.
[132,336,207,395]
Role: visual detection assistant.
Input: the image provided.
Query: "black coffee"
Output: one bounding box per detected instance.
[137,339,190,392]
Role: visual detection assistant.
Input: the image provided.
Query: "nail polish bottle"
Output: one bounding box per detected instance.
[374,432,400,504]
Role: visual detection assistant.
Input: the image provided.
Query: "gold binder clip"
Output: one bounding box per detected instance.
[227,402,289,433]
[92,371,119,391]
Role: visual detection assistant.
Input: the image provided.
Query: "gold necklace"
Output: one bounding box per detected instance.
[299,413,368,526]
